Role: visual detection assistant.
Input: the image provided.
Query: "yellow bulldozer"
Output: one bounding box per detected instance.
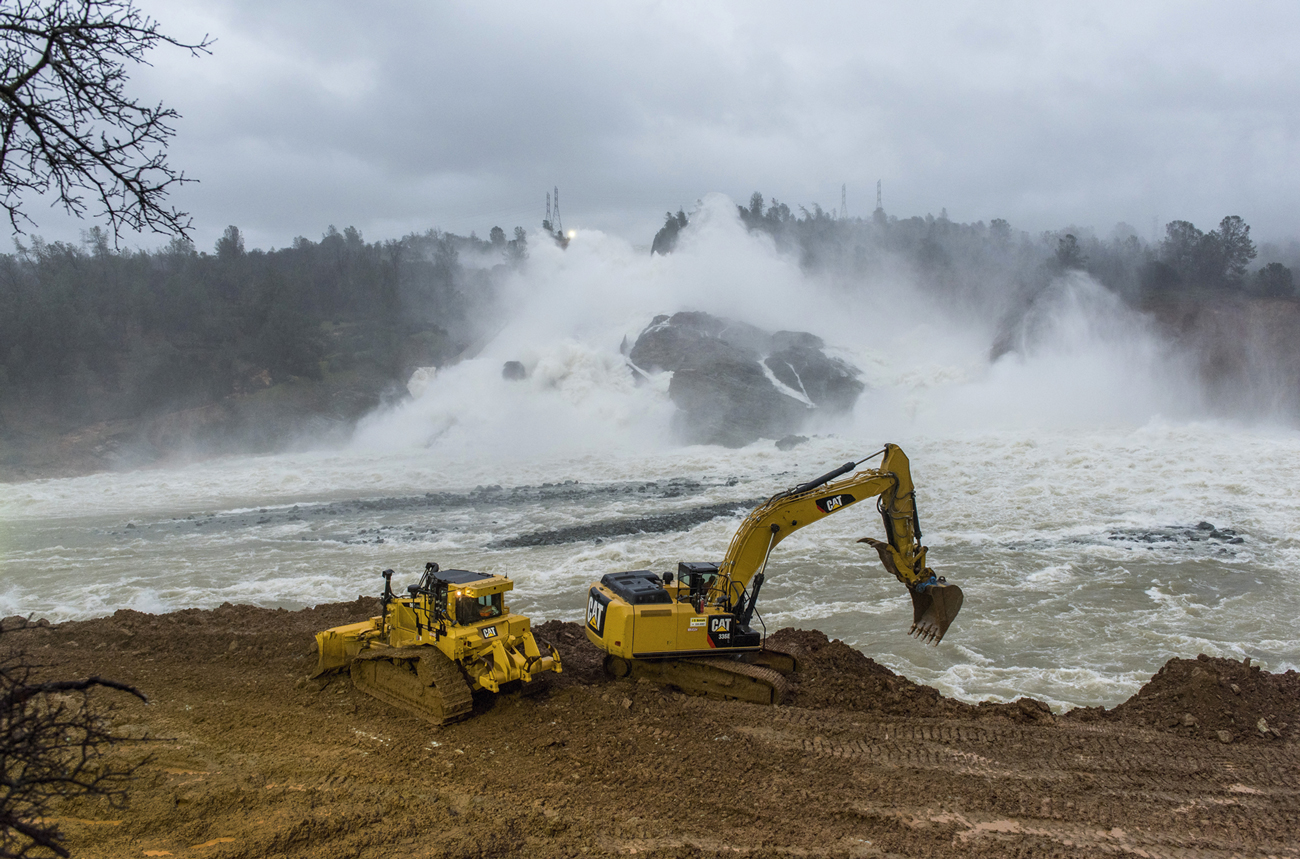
[583,443,963,704]
[313,562,561,724]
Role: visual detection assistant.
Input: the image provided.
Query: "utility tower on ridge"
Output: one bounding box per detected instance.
[543,187,565,235]
[543,186,570,248]
[841,184,847,220]
[876,180,882,211]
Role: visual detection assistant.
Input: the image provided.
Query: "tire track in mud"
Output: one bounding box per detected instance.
[842,804,1298,859]
[715,705,1300,858]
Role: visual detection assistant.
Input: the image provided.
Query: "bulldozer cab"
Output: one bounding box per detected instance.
[456,592,503,625]
[410,564,512,630]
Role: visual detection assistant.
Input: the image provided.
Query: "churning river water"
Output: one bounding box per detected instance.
[3,203,1298,711]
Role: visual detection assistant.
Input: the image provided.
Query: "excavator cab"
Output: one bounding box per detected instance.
[679,561,719,611]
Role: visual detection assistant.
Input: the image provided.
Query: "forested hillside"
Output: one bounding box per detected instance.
[713,193,1300,308]
[0,224,527,477]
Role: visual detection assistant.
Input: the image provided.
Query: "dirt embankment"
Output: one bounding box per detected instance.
[3,604,1297,858]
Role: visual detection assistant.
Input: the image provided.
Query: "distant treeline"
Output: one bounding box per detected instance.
[0,224,527,429]
[654,195,1299,315]
[643,195,1300,423]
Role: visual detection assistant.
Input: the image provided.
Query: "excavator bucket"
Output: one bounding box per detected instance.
[909,583,963,645]
[859,536,963,645]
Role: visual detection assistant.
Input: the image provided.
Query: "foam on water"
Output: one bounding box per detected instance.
[3,195,1298,709]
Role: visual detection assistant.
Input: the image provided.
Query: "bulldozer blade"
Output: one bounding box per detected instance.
[310,619,377,678]
[909,583,963,645]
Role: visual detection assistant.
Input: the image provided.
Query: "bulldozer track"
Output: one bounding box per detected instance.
[350,647,472,726]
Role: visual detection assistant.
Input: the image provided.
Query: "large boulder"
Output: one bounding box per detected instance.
[628,312,864,446]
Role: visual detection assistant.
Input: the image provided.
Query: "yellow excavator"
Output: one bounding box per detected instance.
[312,563,561,724]
[583,443,962,704]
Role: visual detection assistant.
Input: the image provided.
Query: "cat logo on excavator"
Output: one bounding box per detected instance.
[586,591,609,636]
[816,493,855,513]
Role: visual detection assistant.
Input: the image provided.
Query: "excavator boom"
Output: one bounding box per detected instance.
[715,443,962,644]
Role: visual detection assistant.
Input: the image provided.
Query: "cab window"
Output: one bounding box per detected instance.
[456,593,502,625]
[475,593,502,618]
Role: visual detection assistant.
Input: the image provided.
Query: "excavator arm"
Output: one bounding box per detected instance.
[715,443,963,644]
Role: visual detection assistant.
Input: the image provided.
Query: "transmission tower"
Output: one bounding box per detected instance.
[876,180,882,211]
[545,191,552,227]
[552,186,563,233]
[841,184,847,220]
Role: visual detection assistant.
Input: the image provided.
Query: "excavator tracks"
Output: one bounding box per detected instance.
[607,655,789,705]
[744,644,800,675]
[350,646,473,726]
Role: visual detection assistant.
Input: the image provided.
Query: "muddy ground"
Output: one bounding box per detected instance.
[4,602,1298,858]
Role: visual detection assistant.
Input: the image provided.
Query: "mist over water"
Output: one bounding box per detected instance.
[891,272,1204,434]
[356,195,1203,452]
[3,195,1298,710]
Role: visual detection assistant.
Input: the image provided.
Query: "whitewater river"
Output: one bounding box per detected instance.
[3,202,1298,711]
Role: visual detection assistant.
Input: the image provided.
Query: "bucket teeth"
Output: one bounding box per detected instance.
[860,537,963,645]
[908,622,941,645]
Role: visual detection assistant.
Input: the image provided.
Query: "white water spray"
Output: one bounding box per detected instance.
[355,195,1203,455]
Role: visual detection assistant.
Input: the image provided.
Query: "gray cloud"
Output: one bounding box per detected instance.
[24,1,1300,251]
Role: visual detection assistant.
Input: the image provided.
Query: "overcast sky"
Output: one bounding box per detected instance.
[25,1,1300,252]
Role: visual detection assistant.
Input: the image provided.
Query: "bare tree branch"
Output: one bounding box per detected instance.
[0,0,211,240]
[1,634,150,858]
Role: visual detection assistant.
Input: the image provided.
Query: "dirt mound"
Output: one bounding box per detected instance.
[531,619,606,687]
[770,627,1056,723]
[1085,653,1300,743]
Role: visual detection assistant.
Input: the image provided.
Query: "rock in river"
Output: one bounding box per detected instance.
[628,311,864,447]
